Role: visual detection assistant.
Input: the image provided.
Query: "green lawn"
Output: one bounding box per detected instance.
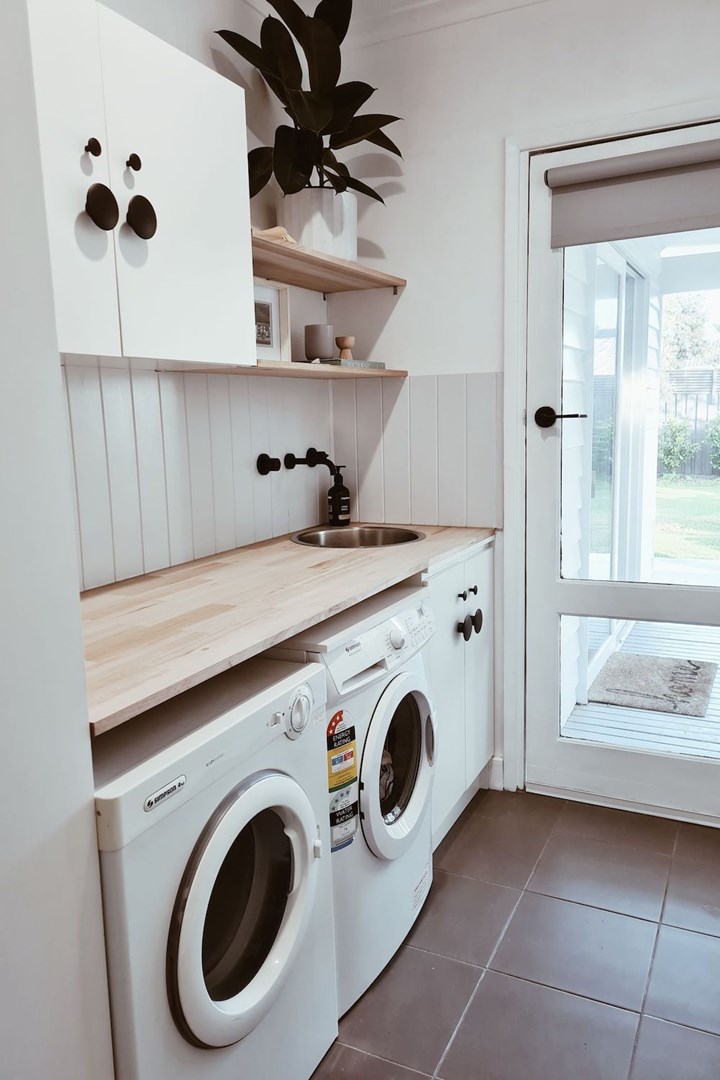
[590,476,720,561]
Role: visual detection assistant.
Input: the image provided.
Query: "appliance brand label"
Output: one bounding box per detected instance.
[326,709,359,851]
[345,639,362,655]
[143,775,186,813]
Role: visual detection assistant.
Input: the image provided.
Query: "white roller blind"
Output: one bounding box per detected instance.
[546,139,720,248]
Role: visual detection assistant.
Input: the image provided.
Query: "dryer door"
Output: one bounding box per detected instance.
[167,770,319,1049]
[360,671,436,861]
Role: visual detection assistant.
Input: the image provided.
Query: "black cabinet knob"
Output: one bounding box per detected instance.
[126,194,157,239]
[85,137,102,157]
[473,608,484,634]
[257,453,281,475]
[468,585,478,596]
[85,183,119,231]
[457,590,468,601]
[457,614,473,642]
[126,153,142,171]
[534,406,588,429]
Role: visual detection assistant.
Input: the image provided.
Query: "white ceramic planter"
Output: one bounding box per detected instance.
[280,188,357,261]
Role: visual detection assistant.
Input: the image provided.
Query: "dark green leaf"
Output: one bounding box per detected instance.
[325,170,348,193]
[273,125,318,194]
[302,17,342,95]
[263,73,290,108]
[322,148,350,176]
[216,29,279,80]
[248,146,274,197]
[314,0,352,43]
[322,81,376,134]
[287,89,334,133]
[260,17,302,89]
[330,113,401,149]
[343,174,385,204]
[366,129,402,157]
[265,0,308,43]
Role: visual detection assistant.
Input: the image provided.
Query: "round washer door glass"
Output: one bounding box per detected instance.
[167,771,319,1049]
[361,671,436,861]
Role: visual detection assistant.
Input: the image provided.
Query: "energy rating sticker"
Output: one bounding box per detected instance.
[327,709,359,852]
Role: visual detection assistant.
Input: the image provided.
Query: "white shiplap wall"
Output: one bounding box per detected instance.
[331,373,503,527]
[63,362,330,590]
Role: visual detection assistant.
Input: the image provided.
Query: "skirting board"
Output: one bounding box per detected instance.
[527,783,720,830]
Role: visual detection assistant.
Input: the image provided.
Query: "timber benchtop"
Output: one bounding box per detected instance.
[81,524,495,736]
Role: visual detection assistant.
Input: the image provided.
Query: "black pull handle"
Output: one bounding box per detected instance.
[126,153,142,171]
[126,194,157,239]
[257,454,281,476]
[85,137,102,157]
[457,614,473,642]
[85,183,119,231]
[457,591,468,601]
[535,406,588,429]
[473,608,483,634]
[468,585,478,596]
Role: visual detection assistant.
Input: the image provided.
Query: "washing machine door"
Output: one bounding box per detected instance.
[167,770,319,1049]
[360,670,436,861]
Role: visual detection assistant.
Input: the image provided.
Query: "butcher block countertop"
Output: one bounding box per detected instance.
[82,525,494,736]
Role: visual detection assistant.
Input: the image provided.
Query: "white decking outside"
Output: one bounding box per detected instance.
[564,620,720,759]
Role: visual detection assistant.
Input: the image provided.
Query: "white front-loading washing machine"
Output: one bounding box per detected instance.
[273,586,436,1016]
[92,658,337,1080]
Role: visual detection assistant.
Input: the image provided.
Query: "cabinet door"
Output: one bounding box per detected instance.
[463,546,494,785]
[97,8,256,366]
[26,0,122,355]
[425,561,467,836]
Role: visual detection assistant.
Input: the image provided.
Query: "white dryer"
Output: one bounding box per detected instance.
[274,586,436,1015]
[93,658,337,1080]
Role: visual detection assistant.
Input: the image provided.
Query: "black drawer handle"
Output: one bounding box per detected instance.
[257,453,281,475]
[126,194,157,239]
[457,614,473,642]
[126,153,142,171]
[473,608,483,634]
[85,183,119,231]
[85,137,102,157]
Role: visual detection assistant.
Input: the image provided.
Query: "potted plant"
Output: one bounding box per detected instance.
[218,0,401,260]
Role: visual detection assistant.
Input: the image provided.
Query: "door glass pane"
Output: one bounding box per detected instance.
[560,614,720,759]
[379,693,422,824]
[560,229,720,586]
[202,808,291,1001]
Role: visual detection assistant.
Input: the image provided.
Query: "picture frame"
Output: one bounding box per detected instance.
[253,279,291,364]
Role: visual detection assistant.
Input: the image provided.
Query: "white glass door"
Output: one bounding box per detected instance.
[525,128,720,821]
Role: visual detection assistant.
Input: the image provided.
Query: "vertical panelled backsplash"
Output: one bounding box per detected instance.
[63,363,330,591]
[331,373,503,528]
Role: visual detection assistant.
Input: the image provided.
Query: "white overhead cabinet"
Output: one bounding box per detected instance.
[27,0,255,367]
[425,541,495,845]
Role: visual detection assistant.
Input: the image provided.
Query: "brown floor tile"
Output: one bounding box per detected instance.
[556,801,678,854]
[435,813,551,889]
[490,891,656,1011]
[645,924,720,1035]
[339,945,481,1075]
[675,821,720,862]
[407,870,520,966]
[312,1043,430,1079]
[663,856,720,937]
[469,789,566,828]
[527,831,671,921]
[630,1016,720,1080]
[437,971,638,1080]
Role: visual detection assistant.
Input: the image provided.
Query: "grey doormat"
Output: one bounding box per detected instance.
[588,652,718,717]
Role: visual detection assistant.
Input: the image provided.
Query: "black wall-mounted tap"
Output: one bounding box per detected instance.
[284,447,351,527]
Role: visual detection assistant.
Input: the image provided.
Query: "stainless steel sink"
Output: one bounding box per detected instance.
[291,525,425,548]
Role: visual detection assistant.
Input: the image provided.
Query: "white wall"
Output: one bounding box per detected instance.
[0,2,114,1075]
[327,0,720,375]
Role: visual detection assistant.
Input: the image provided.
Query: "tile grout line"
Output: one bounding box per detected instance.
[431,816,560,1079]
[333,1038,433,1077]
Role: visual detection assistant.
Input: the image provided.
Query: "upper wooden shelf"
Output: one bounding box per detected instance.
[252,361,407,379]
[252,235,407,295]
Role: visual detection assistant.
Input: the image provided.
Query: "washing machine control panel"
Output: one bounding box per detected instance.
[325,600,434,692]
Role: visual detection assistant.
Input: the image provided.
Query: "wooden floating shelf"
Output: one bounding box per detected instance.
[252,361,407,379]
[252,235,407,295]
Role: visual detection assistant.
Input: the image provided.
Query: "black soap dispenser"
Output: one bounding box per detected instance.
[328,466,351,527]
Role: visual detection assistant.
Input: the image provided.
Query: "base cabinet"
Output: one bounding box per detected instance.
[425,541,495,845]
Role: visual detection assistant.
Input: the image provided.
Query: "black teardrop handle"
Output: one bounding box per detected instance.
[85,183,119,231]
[126,194,157,239]
[535,406,588,429]
[457,614,473,642]
[126,153,142,171]
[85,137,102,156]
[473,608,483,634]
[257,453,281,475]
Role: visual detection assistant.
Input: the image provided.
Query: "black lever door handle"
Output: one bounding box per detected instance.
[535,406,588,429]
[126,194,157,239]
[457,615,473,642]
[473,608,483,634]
[85,183,119,230]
